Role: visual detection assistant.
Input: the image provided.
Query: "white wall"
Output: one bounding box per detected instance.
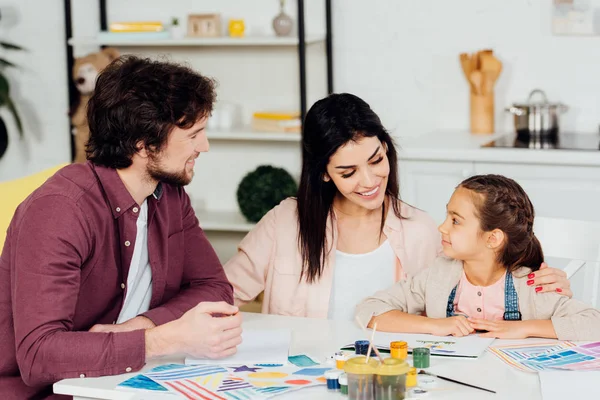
[333,0,600,137]
[0,0,70,181]
[2,0,599,183]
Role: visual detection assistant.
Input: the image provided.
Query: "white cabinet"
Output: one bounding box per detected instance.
[401,160,600,224]
[400,160,475,224]
[474,163,600,222]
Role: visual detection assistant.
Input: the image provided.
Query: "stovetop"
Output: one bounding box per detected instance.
[482,132,600,151]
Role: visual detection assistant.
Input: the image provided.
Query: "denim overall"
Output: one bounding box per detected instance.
[446,272,522,321]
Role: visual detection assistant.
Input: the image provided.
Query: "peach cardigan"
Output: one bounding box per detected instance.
[224,198,441,318]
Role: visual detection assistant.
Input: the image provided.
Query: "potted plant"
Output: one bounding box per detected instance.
[0,40,24,159]
[170,17,185,39]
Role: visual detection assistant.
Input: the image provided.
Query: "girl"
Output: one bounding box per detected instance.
[224,94,570,321]
[357,174,600,340]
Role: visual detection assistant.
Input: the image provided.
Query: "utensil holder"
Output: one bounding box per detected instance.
[470,93,494,134]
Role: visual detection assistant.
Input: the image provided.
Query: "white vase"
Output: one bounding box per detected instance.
[170,25,185,39]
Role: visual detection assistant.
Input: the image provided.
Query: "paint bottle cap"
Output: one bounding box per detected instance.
[325,370,342,379]
[343,355,379,375]
[338,373,348,385]
[390,341,408,350]
[375,358,411,376]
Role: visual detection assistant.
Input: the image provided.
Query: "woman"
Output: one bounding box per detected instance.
[224,93,570,320]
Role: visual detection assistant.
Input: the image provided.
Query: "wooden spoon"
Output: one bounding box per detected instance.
[470,70,483,96]
[459,53,475,93]
[480,53,503,94]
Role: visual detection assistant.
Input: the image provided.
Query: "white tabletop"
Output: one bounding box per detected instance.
[54,312,543,400]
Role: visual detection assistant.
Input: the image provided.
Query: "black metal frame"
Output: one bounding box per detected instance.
[63,0,333,159]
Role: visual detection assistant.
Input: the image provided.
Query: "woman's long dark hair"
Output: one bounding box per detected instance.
[297,93,401,283]
[459,174,544,272]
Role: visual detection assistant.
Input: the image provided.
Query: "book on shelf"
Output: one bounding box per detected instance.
[251,110,301,133]
[96,31,171,42]
[252,111,300,120]
[252,117,301,133]
[109,21,165,33]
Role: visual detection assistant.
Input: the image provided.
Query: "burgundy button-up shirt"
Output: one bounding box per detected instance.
[0,162,233,399]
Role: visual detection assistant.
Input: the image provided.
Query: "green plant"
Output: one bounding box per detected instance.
[0,40,24,159]
[236,165,298,223]
[171,17,179,26]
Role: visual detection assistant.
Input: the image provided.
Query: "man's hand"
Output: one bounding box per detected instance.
[429,316,474,337]
[89,316,156,333]
[145,301,243,360]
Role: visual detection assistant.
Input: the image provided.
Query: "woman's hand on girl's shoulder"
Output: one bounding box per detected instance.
[527,262,572,298]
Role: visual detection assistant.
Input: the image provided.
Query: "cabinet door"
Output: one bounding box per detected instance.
[400,161,475,224]
[474,163,600,222]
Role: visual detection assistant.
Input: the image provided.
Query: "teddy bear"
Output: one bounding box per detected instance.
[70,47,120,163]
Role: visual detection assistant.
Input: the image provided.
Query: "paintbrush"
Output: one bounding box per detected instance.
[418,370,496,394]
[355,316,385,363]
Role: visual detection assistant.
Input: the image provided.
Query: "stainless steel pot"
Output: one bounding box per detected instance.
[505,89,568,137]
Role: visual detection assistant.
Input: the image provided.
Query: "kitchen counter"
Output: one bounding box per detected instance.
[397,131,600,167]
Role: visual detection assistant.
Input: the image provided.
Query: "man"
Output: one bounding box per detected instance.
[0,56,243,399]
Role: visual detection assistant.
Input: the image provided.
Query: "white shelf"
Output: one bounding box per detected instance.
[207,128,301,142]
[196,209,255,232]
[68,34,325,47]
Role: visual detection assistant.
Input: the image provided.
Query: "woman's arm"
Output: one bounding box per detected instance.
[223,207,278,306]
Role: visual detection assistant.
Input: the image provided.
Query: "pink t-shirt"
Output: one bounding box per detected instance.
[453,270,507,321]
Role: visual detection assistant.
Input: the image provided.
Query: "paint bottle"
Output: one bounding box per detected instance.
[406,367,417,388]
[339,373,349,395]
[390,341,408,360]
[336,352,349,369]
[344,355,379,400]
[325,369,342,391]
[374,358,410,400]
[355,340,371,355]
[412,348,430,369]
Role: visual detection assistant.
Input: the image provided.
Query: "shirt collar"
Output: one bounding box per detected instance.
[91,162,162,219]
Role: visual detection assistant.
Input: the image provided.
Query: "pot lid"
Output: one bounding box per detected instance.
[512,89,566,109]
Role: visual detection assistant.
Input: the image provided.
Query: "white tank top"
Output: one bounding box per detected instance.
[327,240,396,321]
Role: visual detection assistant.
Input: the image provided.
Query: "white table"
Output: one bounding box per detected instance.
[54,313,543,399]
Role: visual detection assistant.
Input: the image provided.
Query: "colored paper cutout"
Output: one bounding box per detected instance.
[248,371,288,379]
[293,367,331,376]
[229,365,262,373]
[285,379,311,385]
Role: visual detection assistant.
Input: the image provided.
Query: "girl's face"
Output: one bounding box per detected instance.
[438,187,490,261]
[325,136,390,211]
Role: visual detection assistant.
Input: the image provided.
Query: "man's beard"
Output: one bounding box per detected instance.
[146,156,192,187]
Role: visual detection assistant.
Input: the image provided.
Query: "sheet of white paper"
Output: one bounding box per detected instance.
[539,371,600,400]
[373,332,495,358]
[184,329,291,365]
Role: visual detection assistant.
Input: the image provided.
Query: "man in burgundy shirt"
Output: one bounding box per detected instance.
[0,56,243,399]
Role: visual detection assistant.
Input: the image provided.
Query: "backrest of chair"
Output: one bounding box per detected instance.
[534,216,600,308]
[0,164,69,250]
[534,216,600,263]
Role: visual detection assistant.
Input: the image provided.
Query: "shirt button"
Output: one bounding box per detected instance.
[477,291,482,296]
[477,307,482,312]
[125,367,132,372]
[121,283,125,289]
[115,207,121,212]
[124,241,131,247]
[133,207,139,213]
[79,373,86,378]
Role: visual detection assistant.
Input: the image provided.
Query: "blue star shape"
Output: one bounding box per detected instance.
[229,365,262,373]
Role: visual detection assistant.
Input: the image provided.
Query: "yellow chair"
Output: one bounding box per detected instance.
[0,164,69,248]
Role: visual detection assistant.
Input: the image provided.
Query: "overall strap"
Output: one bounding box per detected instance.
[446,285,458,317]
[503,272,522,321]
